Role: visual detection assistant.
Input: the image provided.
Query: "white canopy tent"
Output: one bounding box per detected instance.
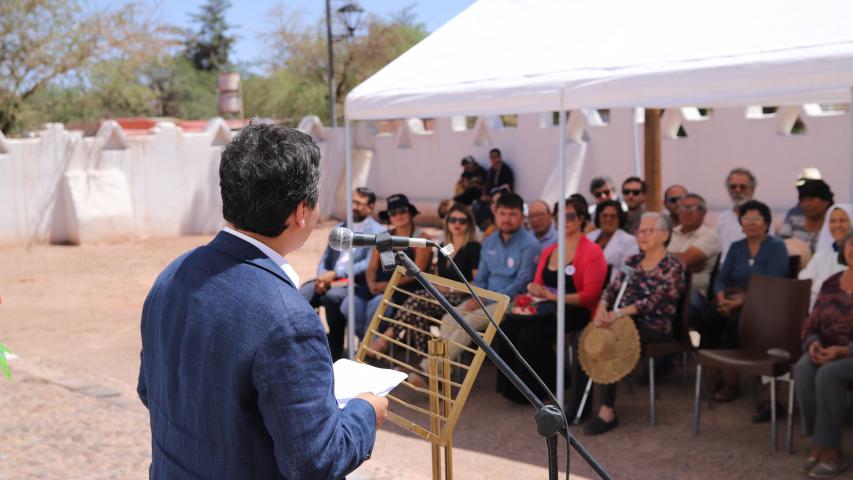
[341,0,853,408]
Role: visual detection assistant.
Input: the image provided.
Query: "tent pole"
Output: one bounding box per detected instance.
[632,107,642,176]
[556,110,567,408]
[849,88,853,203]
[345,118,356,359]
[644,109,662,211]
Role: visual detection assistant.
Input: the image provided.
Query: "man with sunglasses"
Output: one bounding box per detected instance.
[588,176,627,217]
[663,184,688,227]
[300,187,384,360]
[621,176,647,234]
[715,167,757,261]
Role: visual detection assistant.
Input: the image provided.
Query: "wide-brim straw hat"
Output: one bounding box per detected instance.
[578,316,641,385]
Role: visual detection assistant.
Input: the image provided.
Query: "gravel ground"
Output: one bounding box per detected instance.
[0,223,850,479]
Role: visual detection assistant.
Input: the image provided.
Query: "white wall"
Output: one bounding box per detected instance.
[361,107,850,215]
[0,106,847,244]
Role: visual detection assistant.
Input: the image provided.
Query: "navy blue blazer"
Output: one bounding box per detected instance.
[137,231,377,479]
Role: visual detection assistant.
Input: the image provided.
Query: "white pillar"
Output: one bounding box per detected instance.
[345,119,356,359]
[556,110,567,408]
[849,90,853,203]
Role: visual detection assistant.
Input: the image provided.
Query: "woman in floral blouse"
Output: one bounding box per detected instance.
[794,231,853,479]
[584,212,686,435]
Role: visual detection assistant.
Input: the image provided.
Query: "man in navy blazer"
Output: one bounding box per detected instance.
[137,124,387,479]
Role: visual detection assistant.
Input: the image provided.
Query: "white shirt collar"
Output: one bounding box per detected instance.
[222,227,300,288]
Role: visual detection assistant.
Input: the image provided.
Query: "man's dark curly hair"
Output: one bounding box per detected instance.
[219,123,320,237]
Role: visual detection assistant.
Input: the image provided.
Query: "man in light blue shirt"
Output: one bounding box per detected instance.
[441,192,541,360]
[299,187,384,360]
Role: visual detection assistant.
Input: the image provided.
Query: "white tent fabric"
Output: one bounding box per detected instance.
[342,0,853,410]
[347,0,853,119]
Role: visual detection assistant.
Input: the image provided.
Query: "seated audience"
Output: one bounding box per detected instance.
[527,200,558,246]
[342,194,431,343]
[483,148,515,197]
[495,196,607,407]
[784,168,823,228]
[716,167,757,262]
[663,184,688,227]
[695,200,789,409]
[780,179,834,253]
[584,212,686,435]
[800,204,853,308]
[794,231,853,479]
[455,155,487,198]
[586,199,639,274]
[477,187,508,238]
[370,204,481,362]
[667,193,721,316]
[439,193,542,361]
[621,176,646,234]
[299,188,384,360]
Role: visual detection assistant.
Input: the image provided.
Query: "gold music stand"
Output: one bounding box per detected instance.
[355,266,509,480]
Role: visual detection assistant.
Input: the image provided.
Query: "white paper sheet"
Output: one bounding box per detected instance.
[333,359,408,408]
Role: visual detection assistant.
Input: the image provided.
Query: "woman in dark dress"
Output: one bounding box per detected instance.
[371,203,481,356]
[495,197,607,405]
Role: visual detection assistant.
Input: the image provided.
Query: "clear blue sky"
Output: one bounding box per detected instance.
[149,1,476,67]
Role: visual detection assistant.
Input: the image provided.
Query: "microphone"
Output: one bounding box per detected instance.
[328,227,437,252]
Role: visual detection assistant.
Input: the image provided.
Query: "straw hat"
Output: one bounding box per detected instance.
[578,316,641,385]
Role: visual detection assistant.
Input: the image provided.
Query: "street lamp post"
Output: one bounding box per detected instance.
[325,1,363,128]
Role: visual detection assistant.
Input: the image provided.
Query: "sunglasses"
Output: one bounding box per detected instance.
[728,183,750,191]
[622,188,643,196]
[678,205,703,213]
[447,216,469,225]
[565,212,579,221]
[665,195,683,204]
[388,207,409,217]
[593,189,612,198]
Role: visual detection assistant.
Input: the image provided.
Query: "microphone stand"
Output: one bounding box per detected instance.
[388,249,611,480]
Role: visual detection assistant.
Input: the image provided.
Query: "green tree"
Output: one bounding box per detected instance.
[250,6,427,125]
[145,55,218,119]
[185,0,236,72]
[0,0,171,134]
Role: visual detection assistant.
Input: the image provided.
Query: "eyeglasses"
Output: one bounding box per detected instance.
[728,183,750,192]
[352,200,369,208]
[622,188,643,196]
[565,212,579,221]
[447,216,468,225]
[665,195,683,204]
[593,188,612,198]
[636,227,663,236]
[388,207,409,217]
[678,205,703,213]
[740,215,764,224]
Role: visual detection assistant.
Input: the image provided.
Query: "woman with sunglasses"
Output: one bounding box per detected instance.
[346,194,432,344]
[495,196,607,407]
[370,204,480,361]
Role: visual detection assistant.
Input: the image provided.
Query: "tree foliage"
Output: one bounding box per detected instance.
[1,1,427,134]
[184,0,236,72]
[247,5,427,125]
[0,0,172,133]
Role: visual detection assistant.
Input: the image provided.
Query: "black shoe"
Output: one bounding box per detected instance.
[583,415,619,435]
[752,400,786,423]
